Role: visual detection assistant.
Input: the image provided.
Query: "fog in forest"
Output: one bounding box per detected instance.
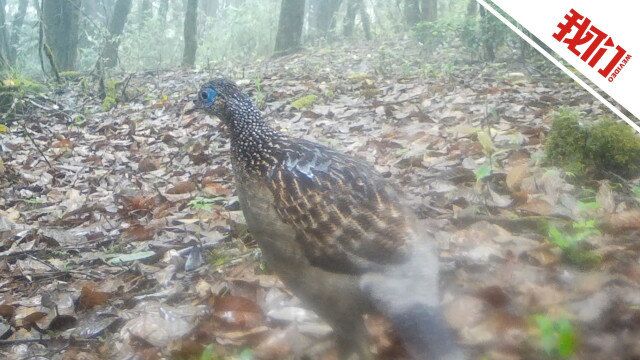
[1,1,640,360]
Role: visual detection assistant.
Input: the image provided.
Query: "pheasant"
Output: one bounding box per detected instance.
[194,78,464,360]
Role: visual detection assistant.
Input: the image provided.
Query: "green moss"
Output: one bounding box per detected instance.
[545,108,588,175]
[101,79,119,111]
[586,118,640,177]
[1,75,46,123]
[59,71,82,80]
[546,108,640,179]
[291,94,318,110]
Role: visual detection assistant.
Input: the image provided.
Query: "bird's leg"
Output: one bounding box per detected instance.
[334,320,374,360]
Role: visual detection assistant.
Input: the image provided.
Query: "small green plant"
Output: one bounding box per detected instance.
[209,250,230,268]
[290,94,318,110]
[533,315,577,358]
[474,164,492,182]
[23,197,45,205]
[633,185,640,199]
[577,199,599,213]
[188,197,219,212]
[413,18,458,54]
[101,79,119,111]
[198,344,219,360]
[548,222,601,268]
[253,77,266,109]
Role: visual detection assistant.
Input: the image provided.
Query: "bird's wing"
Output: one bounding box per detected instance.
[267,139,410,274]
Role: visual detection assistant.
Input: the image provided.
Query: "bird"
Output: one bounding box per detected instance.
[194,78,465,360]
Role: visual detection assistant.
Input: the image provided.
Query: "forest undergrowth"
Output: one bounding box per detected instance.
[1,37,639,360]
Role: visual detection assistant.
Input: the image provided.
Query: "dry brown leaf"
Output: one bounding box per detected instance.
[476,286,510,308]
[506,162,529,192]
[166,181,197,194]
[52,138,73,148]
[138,157,160,172]
[20,311,48,329]
[123,224,157,242]
[601,209,640,233]
[78,285,111,310]
[203,181,232,196]
[517,198,553,216]
[596,180,616,214]
[0,304,15,319]
[213,295,263,329]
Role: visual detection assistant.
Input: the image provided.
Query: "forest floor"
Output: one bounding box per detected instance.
[1,37,639,360]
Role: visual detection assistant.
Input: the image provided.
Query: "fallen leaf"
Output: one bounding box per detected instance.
[166,181,197,194]
[78,285,111,310]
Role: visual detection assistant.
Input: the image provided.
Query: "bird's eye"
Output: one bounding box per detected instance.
[200,91,208,100]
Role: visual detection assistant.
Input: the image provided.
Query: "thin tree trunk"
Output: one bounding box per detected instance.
[420,0,436,21]
[466,0,476,17]
[315,0,340,37]
[100,0,132,68]
[182,0,198,67]
[157,0,169,22]
[0,0,9,67]
[359,0,371,40]
[200,0,218,17]
[7,0,28,64]
[137,0,152,26]
[479,6,495,61]
[404,0,419,26]
[42,0,81,71]
[274,0,305,55]
[343,0,357,37]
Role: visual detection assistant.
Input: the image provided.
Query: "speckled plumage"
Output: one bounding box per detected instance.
[196,78,464,360]
[198,78,409,274]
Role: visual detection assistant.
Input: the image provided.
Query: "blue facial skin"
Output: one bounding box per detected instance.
[200,87,218,107]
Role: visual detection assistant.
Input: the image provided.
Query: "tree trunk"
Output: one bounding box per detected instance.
[466,0,476,17]
[343,0,357,37]
[420,0,436,21]
[42,0,81,71]
[404,0,419,26]
[0,0,9,67]
[137,0,152,26]
[157,0,169,22]
[315,0,340,37]
[7,0,28,64]
[100,0,132,68]
[359,0,371,40]
[200,0,218,17]
[479,7,495,61]
[182,0,198,67]
[274,0,305,55]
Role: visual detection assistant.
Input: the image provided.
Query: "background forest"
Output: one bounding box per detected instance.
[1,1,640,360]
[0,0,522,78]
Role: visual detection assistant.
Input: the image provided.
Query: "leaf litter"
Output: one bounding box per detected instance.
[1,39,639,359]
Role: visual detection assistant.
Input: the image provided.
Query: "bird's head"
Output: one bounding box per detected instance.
[194,78,259,131]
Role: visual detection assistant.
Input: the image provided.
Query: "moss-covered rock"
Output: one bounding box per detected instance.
[545,108,588,175]
[545,108,640,178]
[101,79,119,111]
[1,76,46,124]
[586,118,640,177]
[291,94,318,110]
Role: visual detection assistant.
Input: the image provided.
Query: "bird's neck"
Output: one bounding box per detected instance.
[224,97,283,174]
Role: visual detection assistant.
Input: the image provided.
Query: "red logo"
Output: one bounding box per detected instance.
[553,9,631,82]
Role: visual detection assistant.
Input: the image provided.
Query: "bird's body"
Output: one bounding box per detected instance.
[196,78,464,360]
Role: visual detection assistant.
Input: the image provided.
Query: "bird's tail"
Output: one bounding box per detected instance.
[386,303,465,360]
[360,235,465,360]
